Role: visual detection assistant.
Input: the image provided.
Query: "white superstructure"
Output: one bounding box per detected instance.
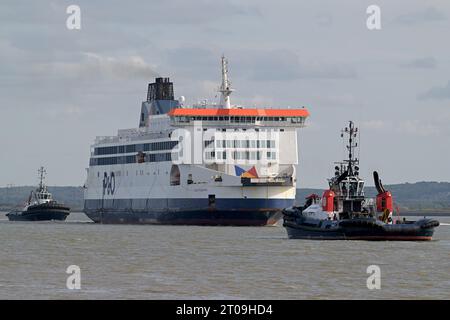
[83,57,309,225]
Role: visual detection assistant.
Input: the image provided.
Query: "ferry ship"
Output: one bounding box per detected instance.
[83,57,309,225]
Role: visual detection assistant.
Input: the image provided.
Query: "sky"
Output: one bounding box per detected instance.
[0,0,449,188]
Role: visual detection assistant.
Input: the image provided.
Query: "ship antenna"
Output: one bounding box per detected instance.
[343,121,358,175]
[218,55,234,109]
[38,166,46,191]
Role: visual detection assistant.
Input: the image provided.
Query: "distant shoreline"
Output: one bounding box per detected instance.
[1,184,450,216]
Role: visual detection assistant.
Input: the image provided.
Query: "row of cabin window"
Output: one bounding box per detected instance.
[90,153,173,166]
[213,139,276,149]
[206,151,277,160]
[176,116,304,123]
[94,141,178,156]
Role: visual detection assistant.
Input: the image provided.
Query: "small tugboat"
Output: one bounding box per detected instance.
[283,121,439,241]
[6,167,70,221]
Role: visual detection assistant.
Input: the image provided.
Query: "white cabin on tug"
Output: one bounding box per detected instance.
[27,167,53,208]
[83,56,310,225]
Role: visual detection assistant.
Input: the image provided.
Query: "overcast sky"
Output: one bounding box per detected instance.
[1,0,449,188]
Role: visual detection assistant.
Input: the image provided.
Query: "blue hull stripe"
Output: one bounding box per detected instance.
[83,198,293,225]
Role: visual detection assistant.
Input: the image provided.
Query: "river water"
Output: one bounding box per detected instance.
[0,212,449,299]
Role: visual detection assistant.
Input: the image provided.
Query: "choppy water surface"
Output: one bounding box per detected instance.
[0,212,449,299]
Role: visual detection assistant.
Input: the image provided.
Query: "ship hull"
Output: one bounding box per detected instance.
[84,198,290,225]
[7,205,70,222]
[283,218,439,241]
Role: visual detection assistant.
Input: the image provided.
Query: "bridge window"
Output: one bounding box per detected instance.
[126,144,136,153]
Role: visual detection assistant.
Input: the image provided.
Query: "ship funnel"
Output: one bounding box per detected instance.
[140,77,179,127]
[147,77,174,102]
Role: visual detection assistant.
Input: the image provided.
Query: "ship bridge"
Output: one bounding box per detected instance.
[168,107,309,128]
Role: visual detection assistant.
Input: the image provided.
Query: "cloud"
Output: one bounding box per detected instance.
[248,94,275,107]
[396,120,441,137]
[296,61,357,80]
[395,6,446,25]
[315,13,333,27]
[418,81,450,100]
[235,50,357,81]
[43,104,84,118]
[360,120,390,131]
[164,46,219,79]
[360,119,445,137]
[163,47,357,82]
[401,57,437,69]
[32,53,160,80]
[80,0,260,26]
[358,118,450,137]
[311,94,360,108]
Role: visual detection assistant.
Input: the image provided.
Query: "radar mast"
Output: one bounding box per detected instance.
[38,166,47,191]
[341,121,359,176]
[218,55,234,109]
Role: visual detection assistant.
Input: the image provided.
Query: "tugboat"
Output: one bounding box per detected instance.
[283,121,439,241]
[6,167,70,221]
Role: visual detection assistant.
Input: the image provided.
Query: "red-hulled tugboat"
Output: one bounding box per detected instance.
[283,121,439,241]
